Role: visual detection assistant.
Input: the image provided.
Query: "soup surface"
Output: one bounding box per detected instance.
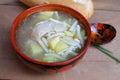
[15,11,87,62]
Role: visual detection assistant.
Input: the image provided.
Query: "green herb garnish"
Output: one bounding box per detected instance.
[92,44,120,63]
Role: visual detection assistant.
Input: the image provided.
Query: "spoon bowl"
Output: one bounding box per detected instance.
[90,23,120,62]
[90,23,116,44]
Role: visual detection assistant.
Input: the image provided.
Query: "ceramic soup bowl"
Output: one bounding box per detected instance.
[10,4,91,73]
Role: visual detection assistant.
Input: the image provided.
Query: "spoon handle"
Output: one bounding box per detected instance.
[92,44,120,63]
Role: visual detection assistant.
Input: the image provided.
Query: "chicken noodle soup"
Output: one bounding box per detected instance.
[15,11,87,62]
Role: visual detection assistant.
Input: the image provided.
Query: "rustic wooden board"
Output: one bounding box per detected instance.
[93,0,120,11]
[0,0,120,80]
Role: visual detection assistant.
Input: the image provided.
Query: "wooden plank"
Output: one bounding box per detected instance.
[0,0,17,4]
[93,0,120,11]
[0,0,26,6]
[0,0,120,80]
[0,0,18,5]
[0,5,27,25]
[90,10,120,23]
[0,5,26,61]
[0,59,120,80]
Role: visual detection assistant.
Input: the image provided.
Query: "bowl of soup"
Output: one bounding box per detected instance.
[10,4,91,73]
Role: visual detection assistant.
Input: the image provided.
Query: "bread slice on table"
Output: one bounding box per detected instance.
[20,0,94,19]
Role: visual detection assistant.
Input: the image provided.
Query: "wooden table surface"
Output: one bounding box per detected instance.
[0,0,120,80]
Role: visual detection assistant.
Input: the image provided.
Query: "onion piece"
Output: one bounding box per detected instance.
[69,20,78,31]
[63,46,74,57]
[49,18,70,27]
[57,48,69,55]
[44,53,66,60]
[76,25,84,45]
[47,32,64,40]
[60,38,75,46]
[54,11,59,19]
[70,51,78,56]
[37,39,49,52]
[62,36,81,48]
[41,37,48,47]
[45,31,55,37]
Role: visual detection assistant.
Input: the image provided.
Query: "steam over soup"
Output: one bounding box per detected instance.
[15,11,87,62]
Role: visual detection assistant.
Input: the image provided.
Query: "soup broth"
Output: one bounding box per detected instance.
[15,11,87,62]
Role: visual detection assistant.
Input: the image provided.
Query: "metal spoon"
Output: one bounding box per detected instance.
[90,23,120,62]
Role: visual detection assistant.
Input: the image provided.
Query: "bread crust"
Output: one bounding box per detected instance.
[20,0,94,19]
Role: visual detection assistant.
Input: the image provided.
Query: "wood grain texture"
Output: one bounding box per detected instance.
[93,0,120,11]
[0,0,120,80]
